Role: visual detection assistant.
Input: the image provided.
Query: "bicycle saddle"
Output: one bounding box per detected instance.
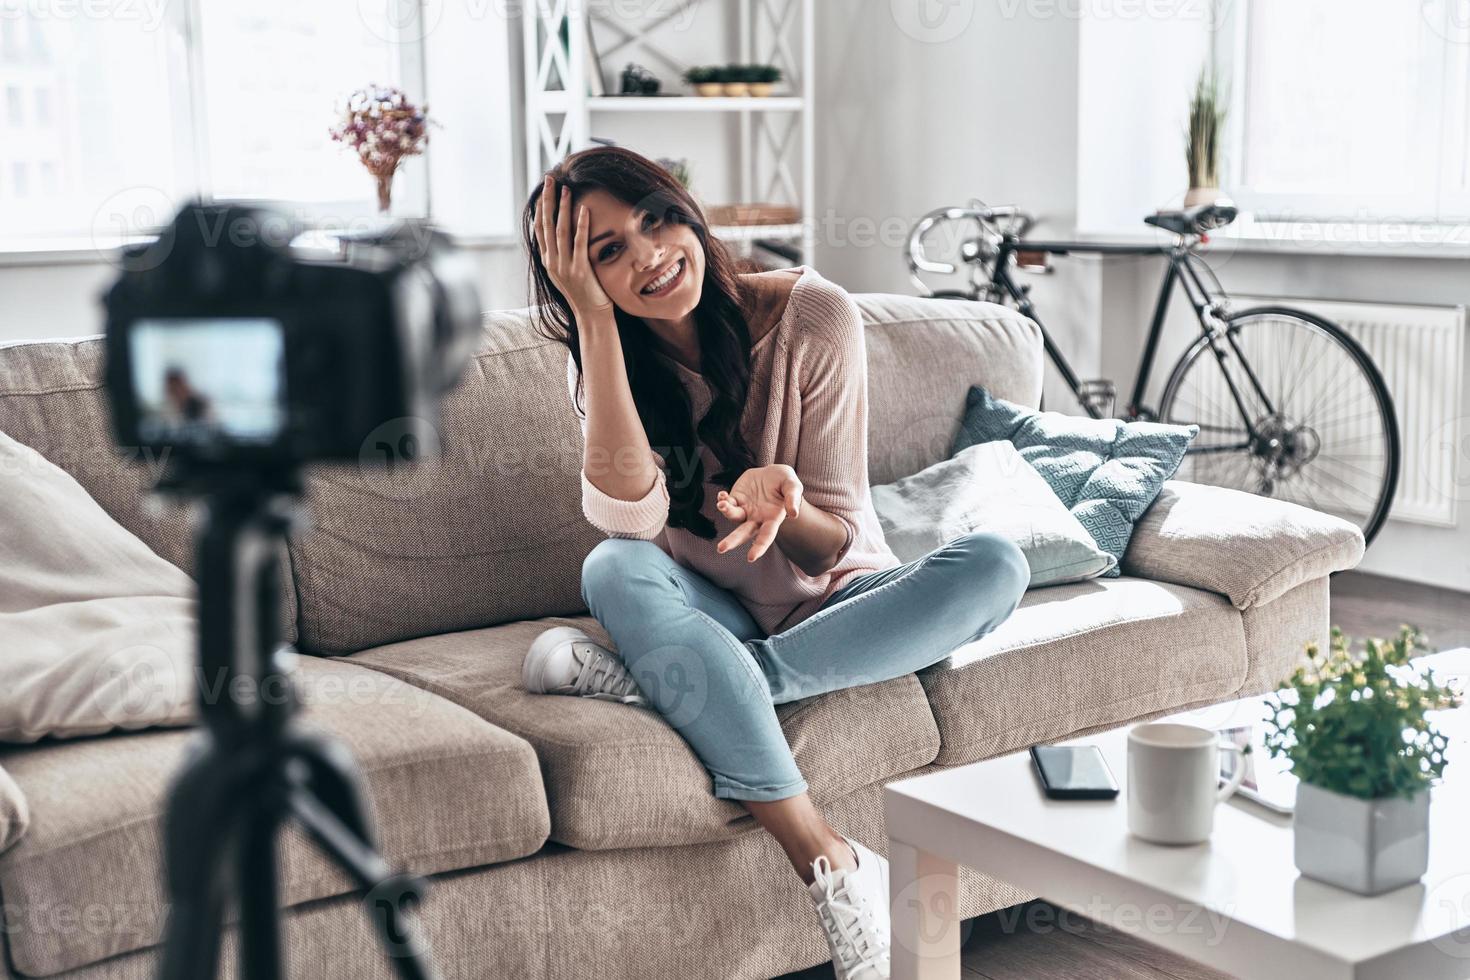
[1144,202,1239,236]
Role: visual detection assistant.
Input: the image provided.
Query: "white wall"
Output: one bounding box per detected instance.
[811,1,1096,408]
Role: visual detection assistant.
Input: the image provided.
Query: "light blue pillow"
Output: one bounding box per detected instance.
[951,386,1197,575]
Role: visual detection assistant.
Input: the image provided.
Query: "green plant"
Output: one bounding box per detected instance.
[656,156,691,190]
[725,63,759,83]
[1185,67,1227,188]
[1263,627,1460,800]
[682,65,717,85]
[748,64,782,83]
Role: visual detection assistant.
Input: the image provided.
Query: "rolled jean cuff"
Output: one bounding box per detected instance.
[712,774,809,803]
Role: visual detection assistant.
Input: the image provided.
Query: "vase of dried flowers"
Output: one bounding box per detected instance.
[329,85,435,213]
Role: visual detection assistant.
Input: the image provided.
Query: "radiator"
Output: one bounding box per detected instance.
[1229,295,1465,528]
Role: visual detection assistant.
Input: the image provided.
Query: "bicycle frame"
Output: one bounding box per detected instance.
[985,235,1278,454]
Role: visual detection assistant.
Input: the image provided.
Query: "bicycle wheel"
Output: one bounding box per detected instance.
[1157,306,1400,546]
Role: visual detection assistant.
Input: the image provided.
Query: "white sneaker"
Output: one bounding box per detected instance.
[808,837,891,980]
[521,626,646,706]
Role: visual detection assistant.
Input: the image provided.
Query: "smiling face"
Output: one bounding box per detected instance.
[578,188,705,321]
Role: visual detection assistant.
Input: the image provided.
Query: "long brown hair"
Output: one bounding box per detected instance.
[523,146,756,539]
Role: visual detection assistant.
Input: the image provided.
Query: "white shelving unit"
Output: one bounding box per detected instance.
[522,0,814,264]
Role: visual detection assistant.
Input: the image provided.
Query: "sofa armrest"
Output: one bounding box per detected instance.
[1122,481,1365,610]
[0,762,29,854]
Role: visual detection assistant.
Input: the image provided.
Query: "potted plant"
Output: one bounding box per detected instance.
[747,64,782,97]
[329,85,434,213]
[721,63,751,98]
[656,157,692,191]
[1184,67,1226,207]
[682,65,723,97]
[1264,627,1460,895]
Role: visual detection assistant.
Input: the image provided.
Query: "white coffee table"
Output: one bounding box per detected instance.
[884,650,1470,980]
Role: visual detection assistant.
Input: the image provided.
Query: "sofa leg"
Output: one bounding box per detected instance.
[889,838,962,980]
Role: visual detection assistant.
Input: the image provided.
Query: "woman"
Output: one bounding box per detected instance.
[519,146,1028,980]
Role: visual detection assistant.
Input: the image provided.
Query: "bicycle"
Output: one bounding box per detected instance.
[905,201,1400,546]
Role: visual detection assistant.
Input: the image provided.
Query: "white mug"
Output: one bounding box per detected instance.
[1127,723,1245,845]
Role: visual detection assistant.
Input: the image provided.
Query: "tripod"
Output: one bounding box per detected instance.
[155,467,438,980]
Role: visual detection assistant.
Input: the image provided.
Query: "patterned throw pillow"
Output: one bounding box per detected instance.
[951,386,1197,575]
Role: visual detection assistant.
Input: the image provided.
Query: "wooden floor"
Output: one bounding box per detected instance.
[779,899,1232,979]
[776,571,1468,980]
[1328,570,1470,651]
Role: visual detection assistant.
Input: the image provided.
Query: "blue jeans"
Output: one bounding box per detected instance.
[580,531,1029,802]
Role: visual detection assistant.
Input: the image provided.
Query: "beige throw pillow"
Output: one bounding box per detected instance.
[0,431,197,742]
[871,440,1116,586]
[0,763,26,853]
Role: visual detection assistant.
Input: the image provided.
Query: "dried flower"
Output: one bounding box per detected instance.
[329,84,437,210]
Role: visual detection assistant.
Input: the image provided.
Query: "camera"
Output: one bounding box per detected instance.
[103,202,481,467]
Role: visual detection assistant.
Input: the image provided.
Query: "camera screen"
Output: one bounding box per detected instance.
[129,318,286,446]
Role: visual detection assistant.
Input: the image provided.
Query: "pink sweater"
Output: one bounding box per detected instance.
[567,265,900,635]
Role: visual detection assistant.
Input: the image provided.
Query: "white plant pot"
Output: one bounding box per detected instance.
[1183,186,1220,207]
[1293,781,1430,895]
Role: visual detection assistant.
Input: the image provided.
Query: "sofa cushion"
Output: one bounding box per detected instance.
[0,657,550,977]
[0,338,299,643]
[919,576,1249,766]
[347,615,943,850]
[858,295,1044,486]
[1122,480,1365,609]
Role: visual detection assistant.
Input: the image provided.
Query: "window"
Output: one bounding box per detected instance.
[0,2,423,245]
[1220,0,1460,221]
[195,1,417,208]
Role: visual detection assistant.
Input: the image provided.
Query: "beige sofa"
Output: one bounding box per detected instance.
[0,292,1362,980]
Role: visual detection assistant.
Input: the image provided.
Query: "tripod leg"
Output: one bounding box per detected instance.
[284,735,439,980]
[157,739,237,980]
[237,785,285,980]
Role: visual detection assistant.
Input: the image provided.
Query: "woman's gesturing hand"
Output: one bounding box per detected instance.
[715,464,804,563]
[533,174,613,322]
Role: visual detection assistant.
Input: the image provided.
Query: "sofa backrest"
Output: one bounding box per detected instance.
[0,292,1041,655]
[857,293,1042,485]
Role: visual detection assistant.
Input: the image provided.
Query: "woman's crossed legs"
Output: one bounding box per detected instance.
[580,531,1029,808]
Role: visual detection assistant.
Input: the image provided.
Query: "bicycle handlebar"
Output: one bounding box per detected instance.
[906,204,1036,276]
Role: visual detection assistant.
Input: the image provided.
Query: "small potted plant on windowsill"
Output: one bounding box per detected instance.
[1264,626,1460,896]
[682,65,723,97]
[1184,67,1226,207]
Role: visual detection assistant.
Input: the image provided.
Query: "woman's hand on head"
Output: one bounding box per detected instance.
[534,174,614,323]
[715,465,803,563]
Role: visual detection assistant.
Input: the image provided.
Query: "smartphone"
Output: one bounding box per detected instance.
[1030,744,1120,800]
